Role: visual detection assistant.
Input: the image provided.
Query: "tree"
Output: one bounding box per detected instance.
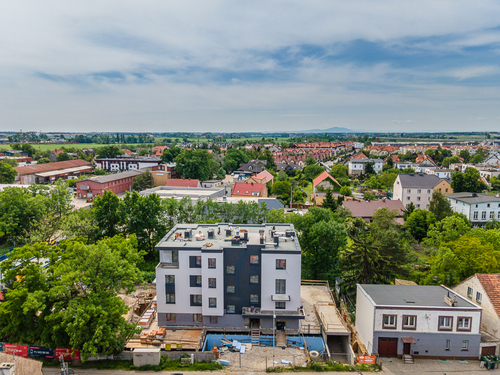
[37,157,51,164]
[132,170,154,191]
[378,171,398,190]
[61,208,99,243]
[451,168,488,193]
[442,156,460,168]
[138,149,150,156]
[404,209,436,242]
[363,192,376,201]
[330,164,348,179]
[222,148,248,173]
[56,152,73,162]
[0,162,17,183]
[276,171,288,181]
[339,186,352,196]
[403,202,416,219]
[423,214,471,248]
[303,164,325,181]
[121,192,167,257]
[364,161,376,175]
[272,181,291,202]
[174,149,216,180]
[386,157,394,168]
[429,190,453,221]
[459,150,470,163]
[305,156,316,166]
[0,236,143,360]
[93,191,123,238]
[322,190,337,211]
[96,145,122,158]
[161,147,182,163]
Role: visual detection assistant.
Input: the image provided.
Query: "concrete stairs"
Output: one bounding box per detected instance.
[403,354,414,364]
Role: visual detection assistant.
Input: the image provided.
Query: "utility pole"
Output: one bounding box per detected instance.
[273,310,276,368]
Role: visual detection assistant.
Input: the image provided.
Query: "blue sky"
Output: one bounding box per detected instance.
[1,1,500,133]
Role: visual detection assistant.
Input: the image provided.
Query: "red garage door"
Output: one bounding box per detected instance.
[378,337,398,357]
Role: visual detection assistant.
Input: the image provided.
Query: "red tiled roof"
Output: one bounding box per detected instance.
[165,179,199,188]
[476,274,500,316]
[152,146,167,156]
[313,171,341,187]
[14,159,92,175]
[52,149,64,156]
[351,152,367,160]
[232,182,265,196]
[255,170,274,183]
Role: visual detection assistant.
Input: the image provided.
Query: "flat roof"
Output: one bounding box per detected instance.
[156,223,300,252]
[140,186,224,199]
[359,284,480,309]
[34,165,93,177]
[87,170,143,183]
[447,193,500,204]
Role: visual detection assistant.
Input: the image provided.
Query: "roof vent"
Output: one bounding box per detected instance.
[471,193,478,197]
[207,229,215,239]
[226,228,232,237]
[274,235,280,246]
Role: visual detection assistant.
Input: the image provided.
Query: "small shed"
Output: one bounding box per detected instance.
[133,347,161,367]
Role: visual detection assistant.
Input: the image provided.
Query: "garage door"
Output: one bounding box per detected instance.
[378,337,398,357]
[482,346,496,356]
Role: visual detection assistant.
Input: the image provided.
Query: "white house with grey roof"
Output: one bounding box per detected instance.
[393,173,452,209]
[447,193,500,227]
[155,223,303,333]
[356,284,482,360]
[347,158,383,176]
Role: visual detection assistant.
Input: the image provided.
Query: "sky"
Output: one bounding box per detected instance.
[1,1,500,133]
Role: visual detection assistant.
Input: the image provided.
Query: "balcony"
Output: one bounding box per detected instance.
[242,307,305,319]
[156,262,179,269]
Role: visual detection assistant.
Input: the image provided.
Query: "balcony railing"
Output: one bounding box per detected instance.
[157,262,179,269]
[242,307,305,317]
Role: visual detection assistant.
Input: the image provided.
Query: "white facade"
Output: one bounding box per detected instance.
[348,159,383,176]
[448,194,500,227]
[393,176,434,210]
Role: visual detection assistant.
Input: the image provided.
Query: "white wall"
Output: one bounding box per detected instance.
[261,252,301,311]
[449,198,500,225]
[355,285,375,355]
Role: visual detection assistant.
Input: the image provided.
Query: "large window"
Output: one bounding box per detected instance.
[276,259,286,270]
[208,278,216,288]
[165,275,175,284]
[209,298,217,308]
[490,211,495,219]
[438,316,453,331]
[190,294,202,306]
[457,317,472,331]
[473,212,478,220]
[165,294,175,304]
[250,275,259,284]
[383,315,397,329]
[227,286,235,294]
[276,279,286,294]
[482,212,487,220]
[402,315,416,330]
[208,258,216,268]
[275,302,286,309]
[190,275,202,287]
[190,256,202,268]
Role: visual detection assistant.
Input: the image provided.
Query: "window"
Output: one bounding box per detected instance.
[473,212,478,220]
[491,211,495,219]
[275,302,286,309]
[193,314,202,323]
[166,294,175,304]
[482,212,487,220]
[226,265,235,274]
[402,315,416,330]
[190,295,202,306]
[445,339,450,351]
[208,278,216,288]
[208,258,216,268]
[498,211,500,219]
[190,256,202,268]
[438,316,453,331]
[190,275,202,287]
[383,315,397,329]
[407,189,411,193]
[476,292,482,304]
[457,317,472,331]
[467,287,473,298]
[276,279,286,294]
[487,204,491,208]
[406,197,410,201]
[227,305,235,313]
[210,316,218,324]
[209,298,217,308]
[416,204,420,208]
[227,286,235,294]
[276,259,286,270]
[417,197,421,201]
[166,313,176,322]
[165,275,175,284]
[250,275,259,284]
[417,189,421,194]
[462,340,469,351]
[446,188,449,192]
[250,294,259,303]
[250,255,259,264]
[427,189,431,194]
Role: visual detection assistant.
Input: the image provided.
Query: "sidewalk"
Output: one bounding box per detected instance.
[381,357,486,374]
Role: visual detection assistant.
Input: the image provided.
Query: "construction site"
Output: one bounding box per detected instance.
[117,280,365,370]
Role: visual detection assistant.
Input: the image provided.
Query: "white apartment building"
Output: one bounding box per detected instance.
[356,284,482,359]
[155,223,303,333]
[447,193,500,227]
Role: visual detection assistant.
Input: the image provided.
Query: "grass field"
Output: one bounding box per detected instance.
[29,143,156,151]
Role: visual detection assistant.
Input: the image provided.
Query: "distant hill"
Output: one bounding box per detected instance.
[292,126,356,133]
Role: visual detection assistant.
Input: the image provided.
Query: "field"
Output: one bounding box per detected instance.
[29,143,155,151]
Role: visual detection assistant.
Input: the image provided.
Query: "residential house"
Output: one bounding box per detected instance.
[430,169,453,179]
[447,193,500,227]
[237,160,266,175]
[342,199,405,224]
[356,284,482,359]
[232,182,267,197]
[313,171,341,193]
[277,161,302,173]
[453,274,500,355]
[254,170,274,185]
[49,149,64,162]
[484,151,500,166]
[76,170,143,199]
[348,158,383,176]
[14,159,92,185]
[155,223,303,332]
[165,179,200,188]
[393,173,452,209]
[152,145,168,157]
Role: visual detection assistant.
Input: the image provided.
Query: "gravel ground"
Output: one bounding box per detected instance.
[218,345,307,371]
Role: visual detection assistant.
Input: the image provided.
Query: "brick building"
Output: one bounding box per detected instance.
[76,170,143,199]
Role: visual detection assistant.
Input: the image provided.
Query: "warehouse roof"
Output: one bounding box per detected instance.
[14,159,91,175]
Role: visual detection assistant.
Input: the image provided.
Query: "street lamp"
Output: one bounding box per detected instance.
[273,310,276,368]
[28,216,35,245]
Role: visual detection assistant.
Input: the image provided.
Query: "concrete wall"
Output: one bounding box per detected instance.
[355,285,375,354]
